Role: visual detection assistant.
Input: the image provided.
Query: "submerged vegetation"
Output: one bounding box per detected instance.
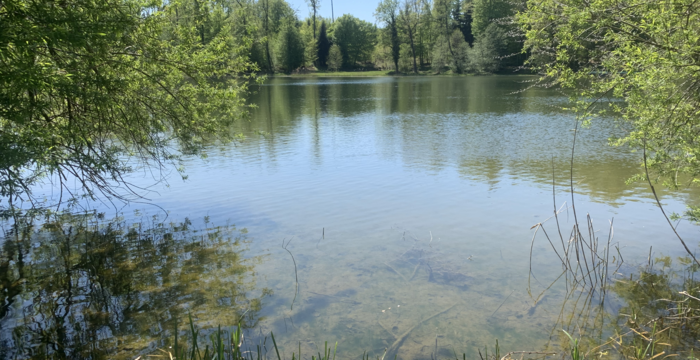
[2,210,695,359]
[0,212,270,359]
[146,252,700,360]
[527,175,700,360]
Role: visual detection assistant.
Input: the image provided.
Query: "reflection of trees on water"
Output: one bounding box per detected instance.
[0,213,270,359]
[531,253,700,358]
[238,77,692,204]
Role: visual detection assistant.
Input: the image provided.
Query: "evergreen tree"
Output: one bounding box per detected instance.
[300,18,319,67]
[457,1,475,45]
[276,23,305,72]
[317,21,331,67]
[304,34,319,67]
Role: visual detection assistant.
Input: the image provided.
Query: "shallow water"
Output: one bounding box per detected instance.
[2,76,699,359]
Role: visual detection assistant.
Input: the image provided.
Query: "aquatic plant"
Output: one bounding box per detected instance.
[561,330,582,360]
[0,212,271,359]
[152,315,342,360]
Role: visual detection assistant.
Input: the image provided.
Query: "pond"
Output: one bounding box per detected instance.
[1,76,699,359]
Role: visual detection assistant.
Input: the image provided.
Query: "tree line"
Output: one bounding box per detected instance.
[221,0,525,73]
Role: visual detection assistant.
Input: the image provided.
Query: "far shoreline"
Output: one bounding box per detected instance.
[268,69,535,78]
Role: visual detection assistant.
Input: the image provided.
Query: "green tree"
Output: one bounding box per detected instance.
[331,14,377,67]
[398,0,423,73]
[317,20,331,67]
[399,43,413,72]
[372,41,394,70]
[304,32,319,68]
[416,0,433,67]
[276,22,305,72]
[431,30,468,73]
[471,0,511,38]
[432,0,454,40]
[253,0,298,72]
[455,0,474,45]
[301,18,319,67]
[448,29,469,73]
[267,0,297,34]
[519,0,700,261]
[375,0,401,72]
[0,0,256,211]
[468,22,505,73]
[431,35,450,73]
[327,44,343,71]
[306,0,321,40]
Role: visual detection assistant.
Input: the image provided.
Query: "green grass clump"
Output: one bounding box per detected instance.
[161,314,343,360]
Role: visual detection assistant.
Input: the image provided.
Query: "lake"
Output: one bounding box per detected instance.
[1,76,698,359]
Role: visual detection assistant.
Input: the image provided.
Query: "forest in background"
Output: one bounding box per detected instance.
[207,0,524,74]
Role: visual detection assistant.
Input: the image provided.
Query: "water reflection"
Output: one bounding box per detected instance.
[542,257,700,359]
[11,76,700,359]
[239,76,690,205]
[526,208,700,359]
[0,213,270,359]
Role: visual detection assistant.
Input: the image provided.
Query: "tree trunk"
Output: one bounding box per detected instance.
[391,20,400,73]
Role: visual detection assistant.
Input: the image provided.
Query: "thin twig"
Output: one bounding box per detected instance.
[642,138,700,267]
[282,238,299,310]
[385,262,409,283]
[500,351,556,360]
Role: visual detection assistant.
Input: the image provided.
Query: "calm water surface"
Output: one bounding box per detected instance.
[2,76,699,359]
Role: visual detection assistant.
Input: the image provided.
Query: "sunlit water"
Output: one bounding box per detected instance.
[2,76,699,359]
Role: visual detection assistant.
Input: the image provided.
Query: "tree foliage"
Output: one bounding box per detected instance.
[327,44,343,71]
[519,0,700,204]
[331,14,378,67]
[399,43,413,72]
[317,20,331,67]
[276,22,305,72]
[399,0,423,73]
[0,0,533,214]
[306,0,321,40]
[468,22,505,73]
[0,0,257,210]
[375,0,401,72]
[471,0,511,39]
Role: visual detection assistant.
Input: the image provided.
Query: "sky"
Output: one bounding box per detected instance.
[285,0,378,25]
